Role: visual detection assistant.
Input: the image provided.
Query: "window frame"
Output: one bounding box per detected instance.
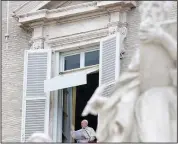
[84,49,99,67]
[60,46,99,72]
[63,53,81,71]
[54,45,99,142]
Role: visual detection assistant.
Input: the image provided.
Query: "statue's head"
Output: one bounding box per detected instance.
[26,133,52,142]
[139,1,172,22]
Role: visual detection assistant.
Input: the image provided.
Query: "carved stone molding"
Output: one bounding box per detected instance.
[48,1,97,14]
[107,21,128,58]
[120,26,127,37]
[119,27,128,58]
[108,21,128,35]
[108,26,118,35]
[30,37,45,49]
[46,23,128,50]
[18,1,98,23]
[47,28,109,47]
[97,1,136,8]
[14,1,136,25]
[107,21,128,28]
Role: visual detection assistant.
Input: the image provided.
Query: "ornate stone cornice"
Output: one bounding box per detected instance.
[46,21,128,48]
[107,21,128,28]
[13,1,50,16]
[14,1,136,25]
[47,1,97,14]
[97,1,136,8]
[17,1,98,23]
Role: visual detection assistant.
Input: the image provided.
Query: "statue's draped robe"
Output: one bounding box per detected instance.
[94,22,177,142]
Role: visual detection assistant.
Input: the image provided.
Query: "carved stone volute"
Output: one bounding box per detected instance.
[30,22,45,49]
[107,21,128,35]
[30,37,45,49]
[107,21,128,57]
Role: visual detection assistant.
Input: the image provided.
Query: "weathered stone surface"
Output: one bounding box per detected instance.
[2,1,31,142]
[2,1,177,142]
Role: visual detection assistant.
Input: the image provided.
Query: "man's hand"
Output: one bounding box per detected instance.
[71,125,75,139]
[71,125,74,131]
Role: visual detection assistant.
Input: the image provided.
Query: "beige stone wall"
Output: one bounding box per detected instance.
[2,1,31,142]
[2,1,177,142]
[121,2,141,72]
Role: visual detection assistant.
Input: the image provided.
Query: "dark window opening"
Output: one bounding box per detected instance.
[64,54,80,71]
[85,50,99,67]
[75,72,99,131]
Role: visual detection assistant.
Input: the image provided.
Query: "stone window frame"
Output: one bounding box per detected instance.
[59,45,100,73]
[51,44,100,142]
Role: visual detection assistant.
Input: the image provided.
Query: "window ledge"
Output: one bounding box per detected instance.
[59,64,99,75]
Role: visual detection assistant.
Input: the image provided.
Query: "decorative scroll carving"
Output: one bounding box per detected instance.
[30,37,45,49]
[108,21,128,35]
[120,26,127,36]
[108,26,118,35]
[119,26,127,59]
[107,21,128,58]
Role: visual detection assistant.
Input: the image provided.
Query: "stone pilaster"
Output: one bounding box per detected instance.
[30,22,45,49]
[107,12,128,58]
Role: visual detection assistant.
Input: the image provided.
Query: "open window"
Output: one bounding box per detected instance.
[44,46,100,142]
[21,32,122,142]
[51,34,121,142]
[44,47,99,92]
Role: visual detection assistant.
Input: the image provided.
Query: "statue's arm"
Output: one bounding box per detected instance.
[160,28,177,87]
[170,68,177,87]
[128,48,140,71]
[82,48,140,116]
[82,84,109,116]
[161,30,177,62]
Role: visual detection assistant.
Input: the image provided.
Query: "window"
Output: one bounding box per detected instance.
[85,50,99,66]
[61,46,99,72]
[64,54,80,71]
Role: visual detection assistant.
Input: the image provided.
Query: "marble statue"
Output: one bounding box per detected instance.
[26,133,52,142]
[82,1,177,142]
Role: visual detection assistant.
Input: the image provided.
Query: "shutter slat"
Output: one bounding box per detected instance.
[100,34,120,97]
[21,50,51,142]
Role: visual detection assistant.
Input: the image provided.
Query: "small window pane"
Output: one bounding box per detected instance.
[85,50,99,66]
[64,54,80,71]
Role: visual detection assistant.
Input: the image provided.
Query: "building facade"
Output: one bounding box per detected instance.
[2,1,177,142]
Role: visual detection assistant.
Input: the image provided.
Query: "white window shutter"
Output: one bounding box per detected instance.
[99,33,121,97]
[21,49,52,142]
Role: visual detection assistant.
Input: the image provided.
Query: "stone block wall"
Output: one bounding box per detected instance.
[2,1,31,142]
[1,1,177,142]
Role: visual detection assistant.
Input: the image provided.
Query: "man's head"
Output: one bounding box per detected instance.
[81,119,88,128]
[139,1,172,22]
